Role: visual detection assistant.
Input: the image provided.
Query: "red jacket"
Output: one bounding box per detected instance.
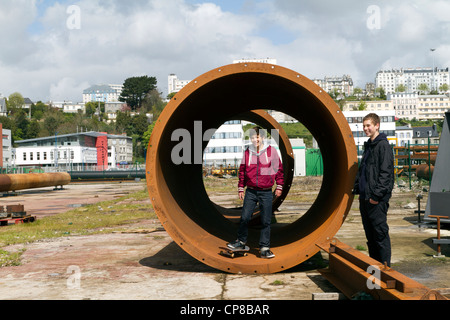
[238,144,284,192]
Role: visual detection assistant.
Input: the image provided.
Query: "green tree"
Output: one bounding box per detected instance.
[115,111,133,134]
[44,116,59,135]
[418,83,429,95]
[142,89,166,121]
[7,92,25,114]
[358,100,367,110]
[395,84,406,92]
[119,76,157,111]
[84,102,96,118]
[26,120,40,139]
[439,83,449,93]
[375,87,386,100]
[142,123,155,151]
[131,113,149,136]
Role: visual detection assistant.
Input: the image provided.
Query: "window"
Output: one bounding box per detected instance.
[23,153,27,161]
[30,153,33,161]
[44,152,47,160]
[37,152,40,161]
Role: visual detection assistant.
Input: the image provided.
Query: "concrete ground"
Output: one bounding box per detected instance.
[0,179,448,301]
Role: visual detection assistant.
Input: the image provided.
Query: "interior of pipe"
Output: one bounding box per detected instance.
[156,71,354,248]
[204,110,295,222]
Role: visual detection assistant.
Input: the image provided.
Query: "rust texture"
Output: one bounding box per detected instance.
[146,62,358,274]
[317,239,448,300]
[0,173,71,193]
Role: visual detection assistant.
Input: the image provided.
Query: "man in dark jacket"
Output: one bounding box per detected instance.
[353,113,394,266]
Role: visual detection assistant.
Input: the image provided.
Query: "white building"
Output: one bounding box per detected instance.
[376,67,450,94]
[83,84,123,104]
[0,95,6,116]
[388,92,418,120]
[416,94,450,120]
[168,74,191,95]
[343,110,396,156]
[14,132,132,170]
[63,102,85,114]
[343,100,393,112]
[313,75,354,96]
[203,120,244,167]
[395,125,414,147]
[1,126,12,168]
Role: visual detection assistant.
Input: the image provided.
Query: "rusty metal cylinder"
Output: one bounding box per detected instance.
[416,164,434,180]
[146,63,358,274]
[0,173,71,192]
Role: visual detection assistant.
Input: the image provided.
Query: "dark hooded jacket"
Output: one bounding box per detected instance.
[353,133,394,202]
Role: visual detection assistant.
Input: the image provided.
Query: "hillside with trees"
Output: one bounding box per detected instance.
[0,77,167,163]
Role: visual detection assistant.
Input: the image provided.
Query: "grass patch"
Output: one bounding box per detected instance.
[0,248,25,267]
[270,280,285,286]
[0,187,155,249]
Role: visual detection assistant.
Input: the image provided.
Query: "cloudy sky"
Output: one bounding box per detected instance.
[1,0,450,103]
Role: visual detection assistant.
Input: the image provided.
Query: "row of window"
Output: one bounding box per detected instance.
[346,116,395,123]
[204,146,243,154]
[22,151,75,162]
[353,130,396,137]
[211,132,242,139]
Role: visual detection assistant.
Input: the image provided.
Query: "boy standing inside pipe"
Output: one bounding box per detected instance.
[353,113,394,266]
[227,127,284,259]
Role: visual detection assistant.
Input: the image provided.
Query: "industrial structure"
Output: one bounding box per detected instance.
[147,62,357,275]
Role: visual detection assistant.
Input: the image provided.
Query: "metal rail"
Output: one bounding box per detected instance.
[317,239,448,300]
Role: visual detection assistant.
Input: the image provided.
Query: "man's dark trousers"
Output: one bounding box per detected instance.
[359,199,391,267]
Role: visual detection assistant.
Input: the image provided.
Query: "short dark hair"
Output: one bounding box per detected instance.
[249,126,266,138]
[363,113,380,126]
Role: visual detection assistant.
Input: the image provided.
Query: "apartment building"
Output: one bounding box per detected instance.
[0,124,12,168]
[83,84,123,104]
[0,96,6,116]
[313,75,354,96]
[376,67,450,94]
[416,94,450,121]
[203,120,244,167]
[388,92,418,120]
[168,74,191,95]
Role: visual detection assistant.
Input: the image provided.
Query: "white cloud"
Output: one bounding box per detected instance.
[0,0,449,102]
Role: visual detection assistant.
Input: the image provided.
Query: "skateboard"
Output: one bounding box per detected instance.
[219,246,250,258]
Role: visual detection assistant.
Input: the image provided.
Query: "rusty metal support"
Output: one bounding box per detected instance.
[0,173,71,193]
[317,239,448,300]
[146,62,358,274]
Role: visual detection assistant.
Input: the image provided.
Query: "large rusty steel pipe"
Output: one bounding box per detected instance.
[146,63,358,274]
[0,173,71,192]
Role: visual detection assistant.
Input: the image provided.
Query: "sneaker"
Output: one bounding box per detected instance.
[260,249,275,259]
[227,240,246,250]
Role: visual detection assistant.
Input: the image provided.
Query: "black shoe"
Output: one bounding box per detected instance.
[260,249,275,259]
[227,240,246,250]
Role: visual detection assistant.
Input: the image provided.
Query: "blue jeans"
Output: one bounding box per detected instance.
[237,189,273,249]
